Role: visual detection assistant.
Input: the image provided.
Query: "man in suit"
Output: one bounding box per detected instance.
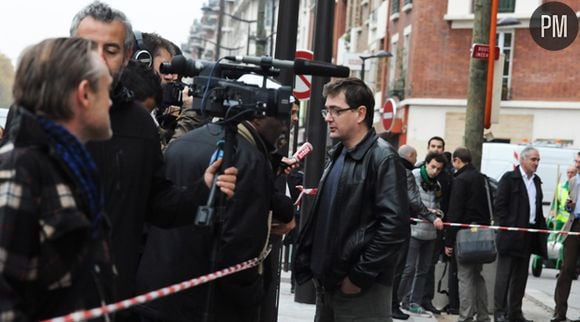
[551,152,580,322]
[494,146,548,322]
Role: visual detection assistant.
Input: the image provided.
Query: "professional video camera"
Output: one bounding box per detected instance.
[160,55,350,122]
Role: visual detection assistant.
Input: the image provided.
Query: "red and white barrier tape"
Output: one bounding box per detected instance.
[411,217,580,236]
[294,186,318,206]
[42,249,271,322]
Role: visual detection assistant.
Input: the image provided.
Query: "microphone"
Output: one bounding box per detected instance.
[291,142,314,163]
[225,56,350,78]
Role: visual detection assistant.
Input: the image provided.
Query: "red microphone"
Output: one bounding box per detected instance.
[291,142,313,163]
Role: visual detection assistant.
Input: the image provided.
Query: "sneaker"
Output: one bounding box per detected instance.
[407,303,432,317]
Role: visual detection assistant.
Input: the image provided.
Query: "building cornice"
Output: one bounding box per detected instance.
[400,98,580,110]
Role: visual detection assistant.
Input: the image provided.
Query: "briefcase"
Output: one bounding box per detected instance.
[455,227,497,264]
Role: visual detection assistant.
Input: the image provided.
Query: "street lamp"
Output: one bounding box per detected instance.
[360,50,392,82]
[201,6,257,56]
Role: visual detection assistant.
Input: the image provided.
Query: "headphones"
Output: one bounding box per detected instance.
[133,31,152,67]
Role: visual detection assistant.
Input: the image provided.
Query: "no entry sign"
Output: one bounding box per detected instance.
[294,49,313,100]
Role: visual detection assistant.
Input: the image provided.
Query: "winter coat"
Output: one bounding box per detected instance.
[0,108,115,321]
[294,128,409,291]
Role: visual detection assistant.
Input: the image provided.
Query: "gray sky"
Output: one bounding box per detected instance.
[0,0,202,66]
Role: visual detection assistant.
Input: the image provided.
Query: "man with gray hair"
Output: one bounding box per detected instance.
[0,37,114,321]
[494,146,547,322]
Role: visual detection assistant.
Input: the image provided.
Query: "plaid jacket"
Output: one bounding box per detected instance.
[0,109,115,321]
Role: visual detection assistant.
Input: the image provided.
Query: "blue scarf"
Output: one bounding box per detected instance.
[36,116,104,238]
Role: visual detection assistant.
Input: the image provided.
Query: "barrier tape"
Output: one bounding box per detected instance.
[411,217,580,236]
[294,186,318,206]
[42,248,271,322]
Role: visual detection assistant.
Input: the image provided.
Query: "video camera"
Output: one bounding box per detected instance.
[159,55,350,121]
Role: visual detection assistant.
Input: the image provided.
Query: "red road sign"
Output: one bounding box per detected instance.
[382,98,398,131]
[471,43,500,60]
[294,50,313,100]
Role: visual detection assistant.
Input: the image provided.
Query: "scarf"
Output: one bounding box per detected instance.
[420,164,442,200]
[37,116,104,238]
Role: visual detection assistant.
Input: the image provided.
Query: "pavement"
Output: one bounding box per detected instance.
[276,266,580,322]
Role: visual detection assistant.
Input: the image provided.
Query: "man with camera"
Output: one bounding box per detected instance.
[136,99,294,321]
[294,78,409,321]
[70,3,237,320]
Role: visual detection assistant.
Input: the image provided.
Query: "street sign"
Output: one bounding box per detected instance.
[382,98,398,131]
[471,43,500,60]
[294,49,314,101]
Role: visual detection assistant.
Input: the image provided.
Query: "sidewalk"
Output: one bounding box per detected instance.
[277,271,441,322]
[276,270,566,322]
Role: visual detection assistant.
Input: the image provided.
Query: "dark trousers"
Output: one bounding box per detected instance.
[392,237,410,308]
[494,252,531,319]
[315,282,392,322]
[554,219,580,318]
[422,230,459,308]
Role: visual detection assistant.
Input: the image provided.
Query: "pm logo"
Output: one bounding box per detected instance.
[530,2,578,51]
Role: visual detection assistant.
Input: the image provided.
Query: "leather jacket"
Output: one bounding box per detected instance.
[294,128,410,291]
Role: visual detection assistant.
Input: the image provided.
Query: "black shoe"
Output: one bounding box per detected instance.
[550,317,566,322]
[494,312,508,322]
[446,307,459,315]
[392,307,410,320]
[421,302,441,315]
[510,317,533,322]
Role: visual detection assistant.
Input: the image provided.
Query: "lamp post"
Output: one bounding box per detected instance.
[360,50,392,82]
[201,6,257,56]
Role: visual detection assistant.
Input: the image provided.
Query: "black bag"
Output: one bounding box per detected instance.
[455,228,497,264]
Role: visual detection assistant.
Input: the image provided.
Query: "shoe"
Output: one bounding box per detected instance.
[550,317,566,322]
[494,312,508,322]
[509,317,532,322]
[392,307,410,320]
[422,302,441,315]
[446,307,459,315]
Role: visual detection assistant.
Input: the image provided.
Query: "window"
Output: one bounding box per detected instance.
[496,31,514,100]
[388,40,398,89]
[498,0,515,13]
[404,0,412,5]
[471,0,515,13]
[391,0,400,13]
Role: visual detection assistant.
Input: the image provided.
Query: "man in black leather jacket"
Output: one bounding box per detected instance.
[294,78,409,321]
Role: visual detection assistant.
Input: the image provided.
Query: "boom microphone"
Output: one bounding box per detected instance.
[225,56,350,78]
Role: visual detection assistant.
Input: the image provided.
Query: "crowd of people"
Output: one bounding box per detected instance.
[0,2,579,322]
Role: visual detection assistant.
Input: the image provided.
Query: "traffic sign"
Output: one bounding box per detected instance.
[471,43,500,60]
[294,49,313,100]
[382,98,398,131]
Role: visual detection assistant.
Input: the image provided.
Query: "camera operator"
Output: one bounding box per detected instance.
[136,107,294,321]
[70,4,237,321]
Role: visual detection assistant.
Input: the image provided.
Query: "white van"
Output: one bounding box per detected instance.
[481,143,578,205]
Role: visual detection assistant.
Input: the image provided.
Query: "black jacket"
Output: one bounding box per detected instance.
[135,122,280,322]
[494,166,548,258]
[86,86,208,302]
[0,109,114,321]
[444,163,491,247]
[294,128,409,291]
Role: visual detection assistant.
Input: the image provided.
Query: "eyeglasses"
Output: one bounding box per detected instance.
[321,107,357,118]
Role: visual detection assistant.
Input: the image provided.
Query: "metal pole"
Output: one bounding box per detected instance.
[361,59,366,82]
[246,23,251,55]
[484,0,499,129]
[295,0,335,305]
[214,0,225,60]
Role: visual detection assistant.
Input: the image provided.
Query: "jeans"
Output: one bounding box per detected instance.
[399,237,435,305]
